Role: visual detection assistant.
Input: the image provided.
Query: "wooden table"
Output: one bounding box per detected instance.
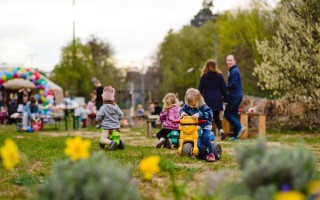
[222,112,266,139]
[240,112,266,139]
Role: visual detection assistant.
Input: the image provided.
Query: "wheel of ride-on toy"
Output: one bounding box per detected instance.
[212,143,222,160]
[182,143,194,158]
[118,140,125,150]
[163,138,172,149]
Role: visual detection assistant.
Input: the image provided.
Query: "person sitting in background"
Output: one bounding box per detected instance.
[136,104,145,120]
[17,88,31,113]
[0,106,8,124]
[8,99,18,124]
[23,96,39,127]
[151,100,162,128]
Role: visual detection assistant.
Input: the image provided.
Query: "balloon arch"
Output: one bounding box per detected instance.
[0,67,55,106]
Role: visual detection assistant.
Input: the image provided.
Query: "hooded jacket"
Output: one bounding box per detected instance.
[198,71,227,111]
[159,105,180,130]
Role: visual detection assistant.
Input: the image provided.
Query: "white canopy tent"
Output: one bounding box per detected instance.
[1,74,64,104]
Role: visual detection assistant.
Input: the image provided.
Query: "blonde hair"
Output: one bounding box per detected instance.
[162,93,179,111]
[200,59,222,76]
[184,88,204,108]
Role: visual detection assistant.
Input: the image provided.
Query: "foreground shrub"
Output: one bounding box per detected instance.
[38,152,141,200]
[198,139,317,200]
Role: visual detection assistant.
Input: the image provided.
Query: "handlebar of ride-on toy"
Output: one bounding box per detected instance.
[173,116,207,125]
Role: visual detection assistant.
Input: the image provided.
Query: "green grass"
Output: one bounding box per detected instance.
[0,124,319,199]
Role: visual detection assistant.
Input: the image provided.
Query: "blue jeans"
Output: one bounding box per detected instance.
[198,129,214,154]
[224,95,243,138]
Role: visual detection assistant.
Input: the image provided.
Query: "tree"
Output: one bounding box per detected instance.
[51,36,118,99]
[156,0,275,97]
[51,39,93,97]
[216,0,276,96]
[254,0,320,100]
[157,26,213,99]
[87,36,118,87]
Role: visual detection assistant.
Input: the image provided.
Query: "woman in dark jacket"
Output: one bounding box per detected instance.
[198,59,227,140]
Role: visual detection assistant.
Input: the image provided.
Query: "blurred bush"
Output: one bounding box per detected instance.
[198,139,317,200]
[38,152,141,200]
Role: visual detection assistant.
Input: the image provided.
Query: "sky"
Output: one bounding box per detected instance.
[0,0,253,72]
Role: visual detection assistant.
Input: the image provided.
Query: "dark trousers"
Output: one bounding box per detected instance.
[74,116,80,129]
[82,119,87,128]
[224,95,243,138]
[156,128,173,139]
[213,111,222,130]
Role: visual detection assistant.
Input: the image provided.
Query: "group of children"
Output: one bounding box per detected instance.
[96,85,217,162]
[74,104,91,129]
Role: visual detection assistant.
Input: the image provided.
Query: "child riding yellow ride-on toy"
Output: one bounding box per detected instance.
[177,116,222,160]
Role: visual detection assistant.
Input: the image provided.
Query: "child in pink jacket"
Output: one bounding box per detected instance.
[155,93,180,148]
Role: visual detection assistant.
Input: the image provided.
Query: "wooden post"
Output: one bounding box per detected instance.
[222,117,231,134]
[258,114,266,137]
[146,119,153,137]
[240,113,249,139]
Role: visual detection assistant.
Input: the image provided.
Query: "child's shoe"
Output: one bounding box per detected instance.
[108,141,117,150]
[206,153,216,162]
[99,143,105,150]
[156,138,166,148]
[220,129,225,140]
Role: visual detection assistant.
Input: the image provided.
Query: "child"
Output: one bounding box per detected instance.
[136,104,145,119]
[180,88,215,162]
[96,86,124,150]
[74,106,81,129]
[79,103,89,128]
[0,106,8,124]
[23,96,40,127]
[155,93,180,148]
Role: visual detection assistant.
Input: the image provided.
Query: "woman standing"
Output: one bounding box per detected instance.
[198,59,227,140]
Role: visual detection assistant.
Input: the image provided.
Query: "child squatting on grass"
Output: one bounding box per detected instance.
[155,93,180,148]
[180,88,215,162]
[96,86,124,150]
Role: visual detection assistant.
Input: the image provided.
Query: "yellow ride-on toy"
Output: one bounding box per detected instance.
[177,116,222,160]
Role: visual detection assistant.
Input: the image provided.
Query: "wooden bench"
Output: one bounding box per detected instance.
[146,115,159,137]
[222,112,266,139]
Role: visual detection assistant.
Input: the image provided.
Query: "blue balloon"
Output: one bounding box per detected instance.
[35,94,40,100]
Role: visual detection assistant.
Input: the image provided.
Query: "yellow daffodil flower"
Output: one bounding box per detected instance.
[139,156,160,180]
[64,136,91,161]
[0,139,20,170]
[273,190,305,200]
[308,180,320,195]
